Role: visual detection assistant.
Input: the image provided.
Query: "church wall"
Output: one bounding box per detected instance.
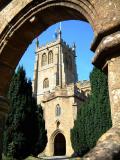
[41,96,76,156]
[36,42,60,96]
[62,44,77,85]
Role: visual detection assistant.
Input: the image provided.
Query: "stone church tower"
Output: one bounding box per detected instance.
[33,29,90,157]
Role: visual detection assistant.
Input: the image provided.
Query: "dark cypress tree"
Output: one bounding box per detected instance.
[33,105,47,156]
[71,67,112,156]
[3,66,47,159]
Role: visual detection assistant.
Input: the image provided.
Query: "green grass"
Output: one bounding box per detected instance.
[24,156,39,160]
[24,156,82,160]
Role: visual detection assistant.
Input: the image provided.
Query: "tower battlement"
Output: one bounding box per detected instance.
[36,38,75,57]
[40,83,89,103]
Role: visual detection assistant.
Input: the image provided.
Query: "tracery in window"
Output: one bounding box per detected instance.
[55,104,61,117]
[42,53,47,66]
[65,56,73,71]
[68,56,73,70]
[48,51,53,64]
[43,78,49,88]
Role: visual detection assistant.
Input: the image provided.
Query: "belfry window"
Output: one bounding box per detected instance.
[48,51,53,64]
[56,104,61,117]
[68,56,73,70]
[65,58,69,69]
[42,53,47,66]
[43,78,49,88]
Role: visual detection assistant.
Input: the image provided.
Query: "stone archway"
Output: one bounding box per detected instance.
[0,0,98,96]
[54,133,66,156]
[0,0,120,159]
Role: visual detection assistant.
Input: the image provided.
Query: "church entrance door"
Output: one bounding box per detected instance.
[54,133,66,156]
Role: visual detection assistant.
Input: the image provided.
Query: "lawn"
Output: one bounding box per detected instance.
[25,156,81,160]
[24,156,39,160]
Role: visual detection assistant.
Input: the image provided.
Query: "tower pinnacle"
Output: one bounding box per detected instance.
[60,22,62,31]
[36,37,39,48]
[55,22,62,40]
[72,42,77,57]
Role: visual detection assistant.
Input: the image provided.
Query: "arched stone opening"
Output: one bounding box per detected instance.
[0,0,98,96]
[0,2,97,158]
[54,133,66,156]
[0,0,120,159]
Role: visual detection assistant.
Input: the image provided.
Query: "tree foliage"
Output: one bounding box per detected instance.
[71,67,112,156]
[3,66,47,159]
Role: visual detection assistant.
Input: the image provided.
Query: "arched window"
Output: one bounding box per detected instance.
[43,78,49,88]
[55,104,61,117]
[65,58,69,69]
[42,53,47,66]
[65,56,73,71]
[48,51,53,64]
[68,56,73,70]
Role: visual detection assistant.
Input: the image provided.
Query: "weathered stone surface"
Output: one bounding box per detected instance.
[92,32,120,69]
[0,0,119,95]
[83,127,120,160]
[108,55,120,127]
[0,0,120,159]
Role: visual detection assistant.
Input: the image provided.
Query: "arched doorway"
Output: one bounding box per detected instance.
[54,133,66,156]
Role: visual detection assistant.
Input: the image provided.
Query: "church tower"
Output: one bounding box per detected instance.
[33,29,89,157]
[33,28,78,101]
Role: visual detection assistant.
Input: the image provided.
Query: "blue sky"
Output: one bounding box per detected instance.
[18,20,94,80]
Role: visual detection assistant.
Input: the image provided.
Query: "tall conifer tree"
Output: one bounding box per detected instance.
[71,67,112,156]
[3,66,47,159]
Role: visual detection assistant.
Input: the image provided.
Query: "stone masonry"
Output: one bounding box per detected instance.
[0,0,120,159]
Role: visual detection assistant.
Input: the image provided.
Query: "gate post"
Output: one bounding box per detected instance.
[108,55,120,127]
[83,31,120,159]
[92,31,120,127]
